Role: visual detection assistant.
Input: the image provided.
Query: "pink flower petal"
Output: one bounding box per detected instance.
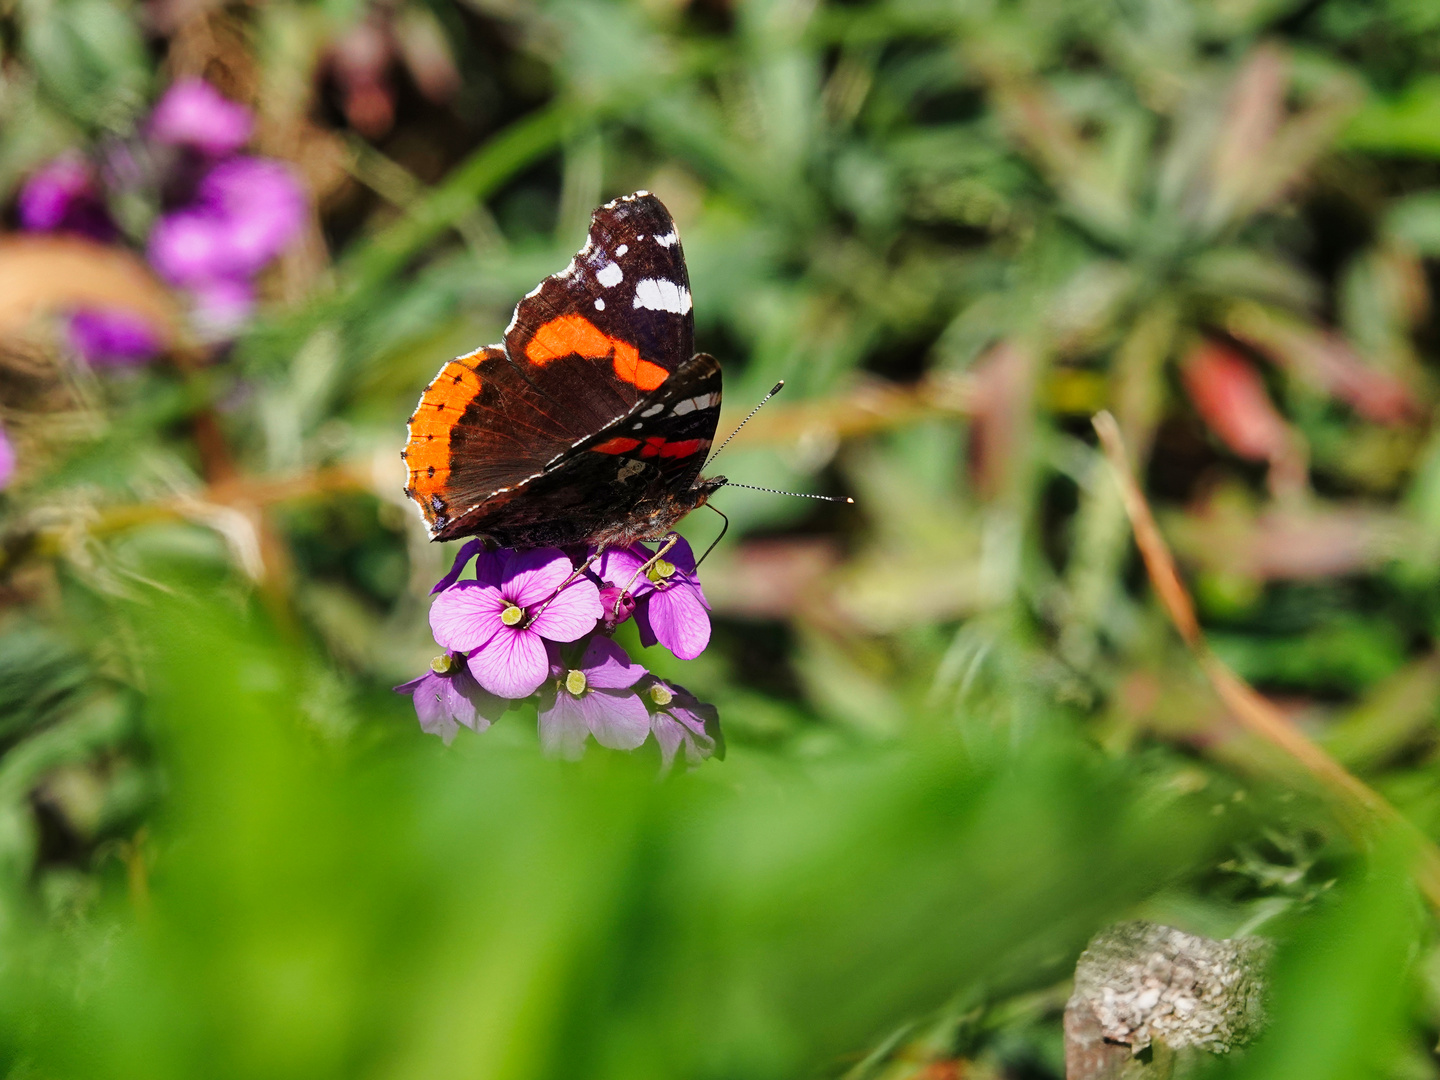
[474,548,507,588]
[578,637,646,690]
[447,665,508,733]
[503,547,573,608]
[431,539,483,594]
[529,576,602,642]
[645,584,711,659]
[577,689,650,750]
[667,536,698,575]
[596,544,650,591]
[0,427,14,490]
[429,582,505,651]
[651,716,686,771]
[537,687,590,760]
[466,626,549,699]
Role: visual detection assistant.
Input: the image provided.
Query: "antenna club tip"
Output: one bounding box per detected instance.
[844,497,855,504]
[770,380,785,394]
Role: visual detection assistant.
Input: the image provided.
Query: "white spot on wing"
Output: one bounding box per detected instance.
[672,392,720,416]
[641,403,666,417]
[594,298,605,311]
[654,231,678,248]
[632,278,692,314]
[616,244,628,256]
[596,261,623,288]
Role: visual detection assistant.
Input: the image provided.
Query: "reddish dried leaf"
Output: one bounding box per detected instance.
[1181,339,1290,462]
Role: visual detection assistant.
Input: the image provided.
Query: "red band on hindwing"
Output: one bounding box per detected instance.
[591,437,643,455]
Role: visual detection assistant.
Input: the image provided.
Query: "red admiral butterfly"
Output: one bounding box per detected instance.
[402,192,726,549]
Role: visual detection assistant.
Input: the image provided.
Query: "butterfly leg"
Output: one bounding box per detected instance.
[530,548,604,623]
[616,533,679,604]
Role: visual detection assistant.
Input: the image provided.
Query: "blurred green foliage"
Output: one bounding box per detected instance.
[1,0,1440,1074]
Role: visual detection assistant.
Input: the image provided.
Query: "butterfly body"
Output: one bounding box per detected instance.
[402,192,725,549]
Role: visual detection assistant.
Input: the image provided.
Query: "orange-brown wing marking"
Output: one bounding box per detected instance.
[524,314,612,365]
[525,314,669,392]
[614,347,668,392]
[403,351,485,502]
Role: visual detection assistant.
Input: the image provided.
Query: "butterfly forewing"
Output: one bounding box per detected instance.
[505,192,694,414]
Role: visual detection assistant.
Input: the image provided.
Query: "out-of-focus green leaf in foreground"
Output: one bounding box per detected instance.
[0,584,1224,1080]
[1205,839,1422,1080]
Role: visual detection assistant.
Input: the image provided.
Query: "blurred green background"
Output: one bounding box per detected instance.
[2,0,1440,1075]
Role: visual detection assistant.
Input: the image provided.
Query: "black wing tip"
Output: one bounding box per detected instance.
[596,190,673,226]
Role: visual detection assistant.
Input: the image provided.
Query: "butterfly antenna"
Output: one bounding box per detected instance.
[720,482,854,504]
[697,504,730,568]
[705,380,785,468]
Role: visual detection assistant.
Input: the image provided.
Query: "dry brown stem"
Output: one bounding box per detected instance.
[1092,410,1440,909]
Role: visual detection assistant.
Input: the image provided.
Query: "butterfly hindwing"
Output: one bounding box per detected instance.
[433,353,722,548]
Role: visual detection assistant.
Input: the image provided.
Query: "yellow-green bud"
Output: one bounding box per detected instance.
[564,669,588,696]
[429,652,459,675]
[500,603,524,626]
[646,558,676,584]
[648,683,674,707]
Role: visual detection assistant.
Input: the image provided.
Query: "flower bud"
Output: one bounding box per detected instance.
[598,586,636,632]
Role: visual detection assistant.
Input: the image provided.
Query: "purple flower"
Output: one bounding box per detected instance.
[537,638,649,759]
[146,156,306,287]
[17,155,113,239]
[66,308,162,366]
[643,678,722,772]
[197,157,307,274]
[395,651,507,744]
[597,537,711,660]
[148,78,254,157]
[429,547,602,699]
[0,426,14,490]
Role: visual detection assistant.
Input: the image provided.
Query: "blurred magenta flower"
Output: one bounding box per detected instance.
[148,78,253,156]
[66,308,162,366]
[395,651,507,744]
[537,637,649,759]
[429,547,601,699]
[0,425,14,490]
[197,157,306,275]
[643,678,721,772]
[17,155,113,239]
[597,537,711,659]
[146,208,229,287]
[147,157,306,288]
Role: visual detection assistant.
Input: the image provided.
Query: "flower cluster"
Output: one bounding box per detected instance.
[396,538,722,769]
[17,78,306,362]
